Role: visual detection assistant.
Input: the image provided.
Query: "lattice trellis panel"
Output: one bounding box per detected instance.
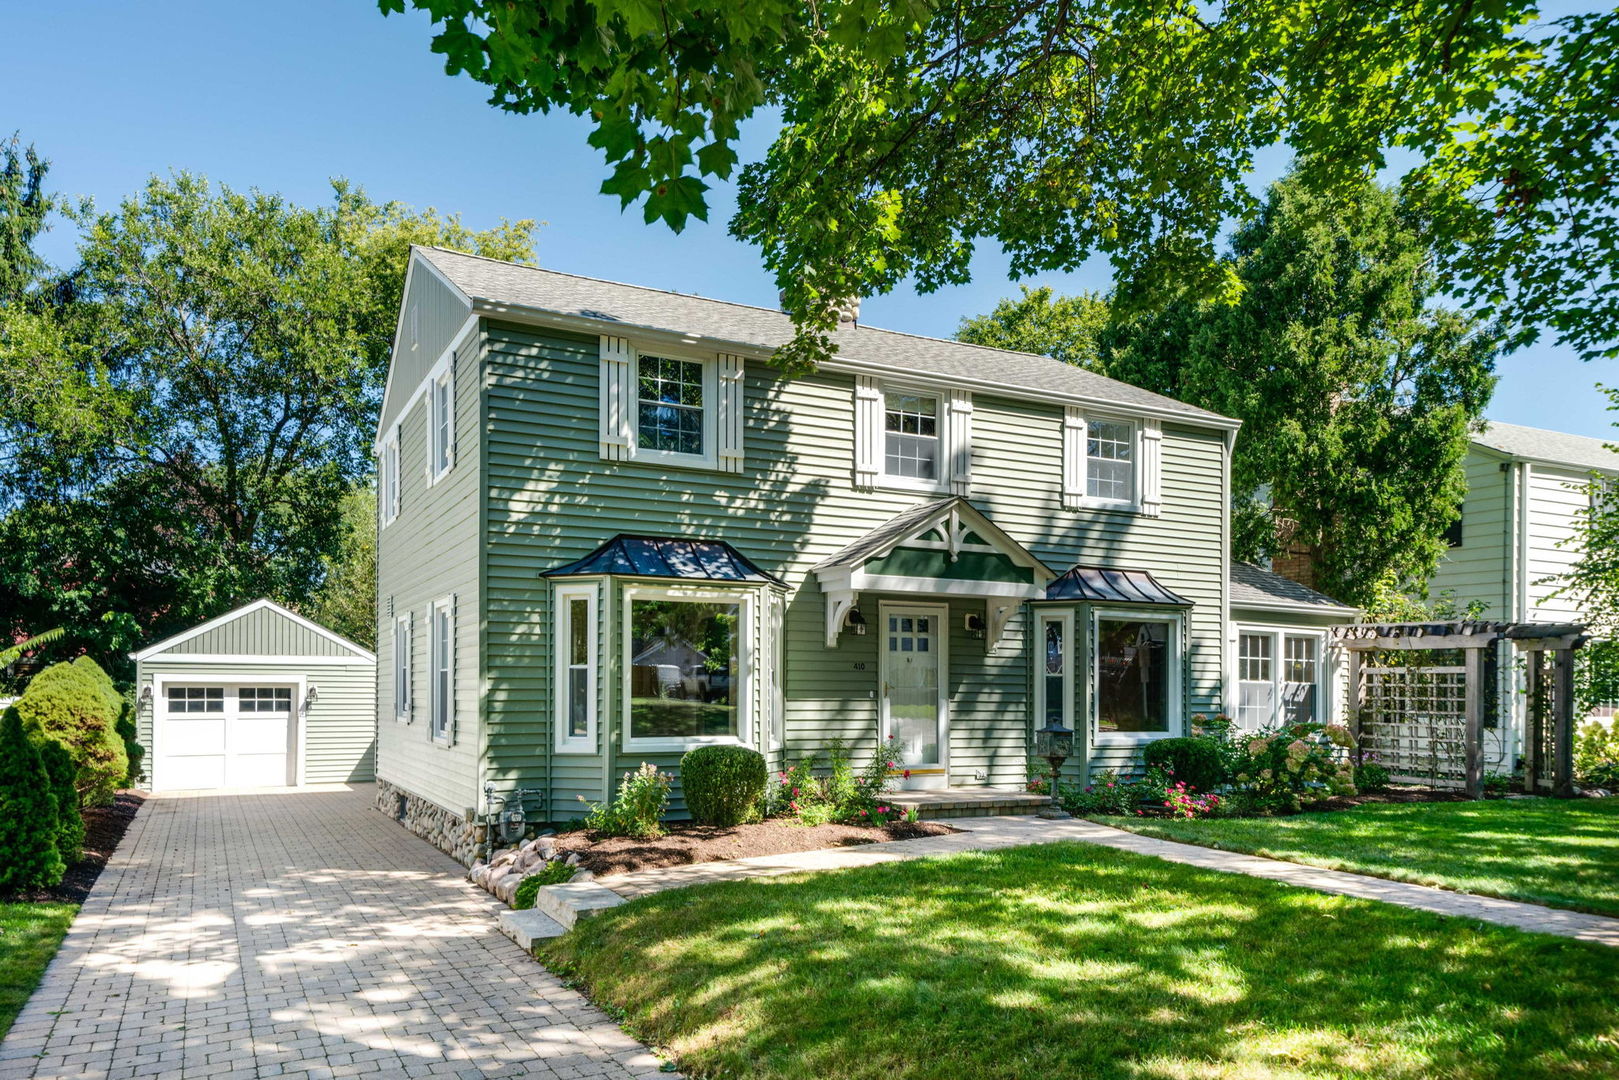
[1359,655,1469,788]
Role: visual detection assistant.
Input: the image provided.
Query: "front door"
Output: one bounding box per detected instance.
[880,604,948,790]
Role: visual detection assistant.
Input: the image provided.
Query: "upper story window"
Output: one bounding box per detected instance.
[1086,418,1135,503]
[429,368,454,481]
[637,355,707,458]
[883,392,940,483]
[380,430,401,526]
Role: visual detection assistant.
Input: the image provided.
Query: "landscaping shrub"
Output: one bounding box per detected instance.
[0,708,65,894]
[1354,761,1392,792]
[680,745,767,827]
[581,763,671,839]
[12,661,127,806]
[1483,771,1517,798]
[771,735,907,826]
[1230,722,1356,812]
[1575,721,1619,787]
[1142,736,1227,793]
[115,704,145,788]
[34,738,85,866]
[512,861,577,909]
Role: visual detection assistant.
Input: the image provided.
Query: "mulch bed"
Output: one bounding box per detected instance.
[3,792,144,905]
[553,818,956,877]
[1300,786,1474,813]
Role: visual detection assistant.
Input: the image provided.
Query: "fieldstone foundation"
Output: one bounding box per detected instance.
[374,779,484,865]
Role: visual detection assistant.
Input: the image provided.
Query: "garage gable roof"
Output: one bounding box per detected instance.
[131,600,376,663]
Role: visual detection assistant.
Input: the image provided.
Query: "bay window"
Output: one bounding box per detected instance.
[625,589,749,749]
[1036,610,1073,731]
[554,584,598,751]
[1095,611,1180,739]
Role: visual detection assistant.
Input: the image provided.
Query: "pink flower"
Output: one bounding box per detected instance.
[903,769,912,779]
[877,806,888,814]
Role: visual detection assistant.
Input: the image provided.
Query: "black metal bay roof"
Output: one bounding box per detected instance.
[1043,566,1192,606]
[542,535,785,585]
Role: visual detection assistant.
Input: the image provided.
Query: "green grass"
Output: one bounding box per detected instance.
[1099,798,1619,917]
[541,843,1619,1080]
[0,902,76,1039]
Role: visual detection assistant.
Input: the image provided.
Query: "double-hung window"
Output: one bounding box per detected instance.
[554,585,598,752]
[429,368,454,481]
[392,612,412,723]
[381,431,401,526]
[883,392,941,484]
[429,596,454,741]
[635,354,712,464]
[1086,418,1135,503]
[1094,610,1181,740]
[1236,628,1324,727]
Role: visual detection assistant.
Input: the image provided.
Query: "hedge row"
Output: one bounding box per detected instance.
[0,658,141,894]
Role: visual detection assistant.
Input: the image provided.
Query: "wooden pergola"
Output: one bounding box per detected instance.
[1333,620,1586,799]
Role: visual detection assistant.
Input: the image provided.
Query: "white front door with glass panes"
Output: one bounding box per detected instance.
[880,604,947,789]
[153,683,296,791]
[1236,629,1324,728]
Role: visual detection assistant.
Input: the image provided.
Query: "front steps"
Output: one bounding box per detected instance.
[888,787,1052,819]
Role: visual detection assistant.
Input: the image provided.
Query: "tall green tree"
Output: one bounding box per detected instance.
[955,287,1109,371]
[1103,174,1499,605]
[0,173,537,676]
[304,486,378,650]
[0,135,54,304]
[383,1,1616,368]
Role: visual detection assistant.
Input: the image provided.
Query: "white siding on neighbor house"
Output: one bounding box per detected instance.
[134,658,376,787]
[374,315,484,820]
[1523,463,1595,624]
[1428,448,1514,619]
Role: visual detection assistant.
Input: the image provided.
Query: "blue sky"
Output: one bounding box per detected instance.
[7,0,1613,438]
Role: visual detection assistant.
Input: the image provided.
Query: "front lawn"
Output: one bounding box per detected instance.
[0,902,75,1039]
[1101,797,1619,917]
[542,843,1619,1080]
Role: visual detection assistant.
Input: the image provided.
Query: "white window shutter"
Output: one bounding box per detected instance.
[1062,407,1086,510]
[717,353,746,473]
[853,376,881,490]
[446,353,459,470]
[946,389,973,496]
[1140,418,1163,517]
[599,336,634,460]
[390,428,402,520]
[405,611,414,722]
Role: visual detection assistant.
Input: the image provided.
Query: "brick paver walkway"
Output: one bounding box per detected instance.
[599,815,1619,947]
[0,788,668,1080]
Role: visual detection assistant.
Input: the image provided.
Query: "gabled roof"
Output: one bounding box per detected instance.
[1230,563,1356,616]
[130,599,376,662]
[811,497,1055,580]
[1472,421,1619,474]
[1044,566,1192,606]
[542,535,785,585]
[413,246,1236,428]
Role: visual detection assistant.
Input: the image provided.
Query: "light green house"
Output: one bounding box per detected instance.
[374,246,1260,861]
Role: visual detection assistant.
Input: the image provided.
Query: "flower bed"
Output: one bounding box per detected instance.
[552,817,954,877]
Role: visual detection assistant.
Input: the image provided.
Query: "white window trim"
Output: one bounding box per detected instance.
[1091,606,1184,745]
[766,589,786,751]
[621,583,754,753]
[629,348,720,471]
[427,362,455,485]
[554,583,599,753]
[1232,625,1328,729]
[1035,608,1075,734]
[393,612,412,723]
[381,428,401,527]
[429,595,455,743]
[875,382,953,495]
[1078,413,1142,511]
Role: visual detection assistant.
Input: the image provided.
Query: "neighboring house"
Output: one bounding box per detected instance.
[131,599,377,792]
[1228,562,1358,729]
[375,245,1270,859]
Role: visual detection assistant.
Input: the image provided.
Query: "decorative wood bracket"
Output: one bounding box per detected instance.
[825,589,859,648]
[986,599,1019,648]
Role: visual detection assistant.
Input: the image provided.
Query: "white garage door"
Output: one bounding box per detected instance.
[155,684,296,791]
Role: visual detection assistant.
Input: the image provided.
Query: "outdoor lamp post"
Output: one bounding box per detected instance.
[1033,720,1074,820]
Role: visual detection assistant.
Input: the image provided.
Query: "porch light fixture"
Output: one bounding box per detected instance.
[846,608,868,635]
[1033,720,1074,820]
[303,685,319,709]
[137,686,152,708]
[964,613,986,639]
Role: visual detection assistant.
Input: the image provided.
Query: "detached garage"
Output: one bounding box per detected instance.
[132,599,377,792]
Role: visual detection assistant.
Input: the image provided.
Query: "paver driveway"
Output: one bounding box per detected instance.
[0,787,669,1080]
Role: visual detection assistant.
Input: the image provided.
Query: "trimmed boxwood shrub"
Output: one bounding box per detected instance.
[0,707,65,893]
[681,745,767,827]
[1142,736,1227,794]
[36,737,85,865]
[14,660,128,807]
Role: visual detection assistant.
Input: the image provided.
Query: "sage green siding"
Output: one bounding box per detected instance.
[378,257,473,436]
[374,321,484,818]
[162,605,355,656]
[476,320,1230,816]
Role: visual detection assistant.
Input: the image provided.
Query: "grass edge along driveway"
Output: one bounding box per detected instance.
[0,902,76,1041]
[1099,797,1619,918]
[541,842,1619,1080]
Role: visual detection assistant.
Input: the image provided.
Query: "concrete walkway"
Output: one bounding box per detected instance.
[594,815,1619,947]
[0,787,670,1080]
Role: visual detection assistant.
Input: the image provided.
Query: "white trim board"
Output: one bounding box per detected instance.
[374,313,480,455]
[131,599,376,663]
[375,251,475,444]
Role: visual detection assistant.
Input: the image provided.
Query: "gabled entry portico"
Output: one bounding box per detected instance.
[814,498,1055,788]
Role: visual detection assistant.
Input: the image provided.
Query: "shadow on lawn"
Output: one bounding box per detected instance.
[545,843,1619,1080]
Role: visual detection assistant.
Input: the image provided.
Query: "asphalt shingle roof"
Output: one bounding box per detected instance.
[1230,563,1355,613]
[418,247,1233,424]
[1471,421,1619,473]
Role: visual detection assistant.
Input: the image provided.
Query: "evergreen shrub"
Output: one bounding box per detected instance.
[13,660,128,806]
[680,745,767,826]
[0,708,65,893]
